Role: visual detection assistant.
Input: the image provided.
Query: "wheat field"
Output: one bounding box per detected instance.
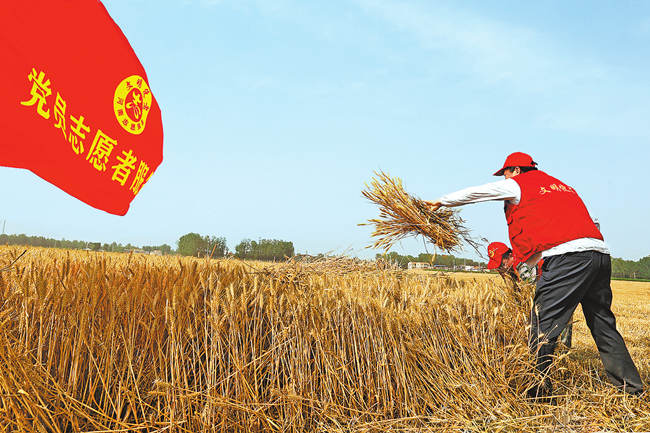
[0,247,647,432]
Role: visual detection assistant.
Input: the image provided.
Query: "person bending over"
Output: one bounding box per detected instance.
[427,152,642,396]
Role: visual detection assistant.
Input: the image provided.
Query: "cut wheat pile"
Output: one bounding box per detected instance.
[361,171,480,253]
[278,254,400,275]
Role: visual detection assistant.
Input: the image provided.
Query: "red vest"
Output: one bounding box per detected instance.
[504,170,603,262]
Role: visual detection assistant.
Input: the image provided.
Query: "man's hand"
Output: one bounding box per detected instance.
[424,200,443,211]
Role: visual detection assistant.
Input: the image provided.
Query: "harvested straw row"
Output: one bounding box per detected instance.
[238,255,400,294]
[281,254,400,275]
[360,171,481,254]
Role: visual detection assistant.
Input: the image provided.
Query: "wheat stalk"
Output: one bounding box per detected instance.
[360,171,481,254]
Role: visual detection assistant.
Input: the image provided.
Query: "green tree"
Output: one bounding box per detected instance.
[177,233,205,257]
[235,239,253,258]
[142,244,173,255]
[204,236,227,258]
[376,252,416,269]
[376,251,485,269]
[234,238,294,261]
[640,256,650,278]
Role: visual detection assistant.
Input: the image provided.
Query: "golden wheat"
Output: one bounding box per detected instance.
[0,247,647,432]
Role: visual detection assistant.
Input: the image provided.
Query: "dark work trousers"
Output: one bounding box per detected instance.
[529,251,643,394]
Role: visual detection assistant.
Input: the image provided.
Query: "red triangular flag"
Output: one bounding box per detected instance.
[0,1,163,215]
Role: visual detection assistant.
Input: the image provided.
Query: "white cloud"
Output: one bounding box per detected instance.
[355,0,650,138]
[355,0,586,88]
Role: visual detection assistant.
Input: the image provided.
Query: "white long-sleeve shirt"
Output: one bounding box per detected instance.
[439,178,609,264]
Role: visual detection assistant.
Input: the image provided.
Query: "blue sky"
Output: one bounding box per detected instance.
[2,0,649,260]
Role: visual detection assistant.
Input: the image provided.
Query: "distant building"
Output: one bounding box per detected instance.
[408,262,432,270]
[150,250,163,256]
[461,265,483,272]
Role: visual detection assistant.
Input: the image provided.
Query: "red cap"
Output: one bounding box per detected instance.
[493,152,537,176]
[487,242,511,270]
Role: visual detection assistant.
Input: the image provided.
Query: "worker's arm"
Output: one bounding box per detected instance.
[426,178,521,209]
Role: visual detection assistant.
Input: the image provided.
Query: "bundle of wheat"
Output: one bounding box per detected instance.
[360,171,480,253]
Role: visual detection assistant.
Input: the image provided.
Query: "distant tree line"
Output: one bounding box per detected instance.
[176,233,228,258]
[5,231,646,277]
[0,232,296,262]
[234,239,294,261]
[380,251,650,279]
[376,252,484,269]
[175,234,294,261]
[0,233,172,254]
[612,256,650,279]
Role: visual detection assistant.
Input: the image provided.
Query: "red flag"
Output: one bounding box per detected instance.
[0,1,163,215]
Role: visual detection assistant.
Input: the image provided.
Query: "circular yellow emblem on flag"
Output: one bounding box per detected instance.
[113,75,152,135]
